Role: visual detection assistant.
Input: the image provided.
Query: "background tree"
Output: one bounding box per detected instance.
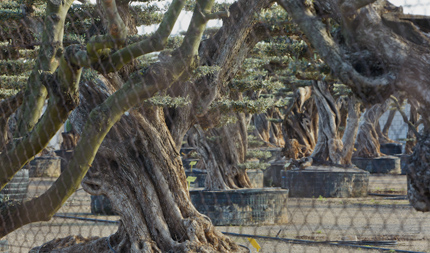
[0,0,289,251]
[276,0,430,211]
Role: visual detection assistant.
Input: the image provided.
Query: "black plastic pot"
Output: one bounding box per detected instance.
[0,169,29,202]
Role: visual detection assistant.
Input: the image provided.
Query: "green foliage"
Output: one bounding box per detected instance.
[252,40,308,59]
[210,96,286,114]
[193,66,221,78]
[0,89,19,99]
[0,59,34,75]
[184,0,231,13]
[245,150,272,160]
[248,135,265,148]
[144,94,191,108]
[0,75,27,89]
[238,161,269,170]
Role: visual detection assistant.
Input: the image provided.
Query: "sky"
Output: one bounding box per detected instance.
[137,0,430,35]
[389,0,429,15]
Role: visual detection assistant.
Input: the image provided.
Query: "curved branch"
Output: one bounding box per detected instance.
[87,0,128,61]
[15,0,75,136]
[276,0,396,97]
[0,0,215,237]
[0,48,82,191]
[95,0,187,73]
[391,95,422,139]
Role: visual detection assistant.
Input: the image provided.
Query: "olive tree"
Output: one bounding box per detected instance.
[277,0,430,211]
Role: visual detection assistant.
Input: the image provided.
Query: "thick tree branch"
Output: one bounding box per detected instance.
[277,0,396,102]
[15,0,75,136]
[95,0,187,73]
[0,0,215,238]
[87,0,128,62]
[0,48,82,191]
[340,0,377,17]
[391,95,422,139]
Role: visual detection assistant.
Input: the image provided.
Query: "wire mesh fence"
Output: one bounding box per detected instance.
[0,0,430,252]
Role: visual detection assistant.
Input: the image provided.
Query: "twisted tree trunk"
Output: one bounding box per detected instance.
[282,86,318,159]
[253,107,285,147]
[311,81,361,166]
[195,112,252,190]
[405,99,419,154]
[46,80,239,252]
[354,100,390,158]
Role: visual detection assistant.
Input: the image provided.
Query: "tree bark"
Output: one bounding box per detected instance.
[195,112,252,190]
[282,86,318,159]
[405,99,419,154]
[67,81,241,252]
[407,130,430,212]
[276,0,430,211]
[354,100,390,158]
[311,81,361,166]
[253,108,285,148]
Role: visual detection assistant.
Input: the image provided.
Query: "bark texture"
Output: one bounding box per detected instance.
[275,0,430,210]
[195,112,252,190]
[69,79,240,252]
[405,99,419,154]
[253,107,285,148]
[282,86,318,159]
[34,0,274,250]
[311,81,361,166]
[354,100,390,158]
[407,131,430,212]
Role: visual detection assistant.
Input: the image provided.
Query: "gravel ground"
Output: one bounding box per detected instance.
[4,175,430,253]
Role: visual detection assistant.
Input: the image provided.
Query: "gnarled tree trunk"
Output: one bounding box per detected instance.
[276,0,430,211]
[311,81,361,166]
[62,79,241,252]
[195,112,252,190]
[253,107,285,147]
[354,100,390,158]
[282,86,318,159]
[405,99,419,154]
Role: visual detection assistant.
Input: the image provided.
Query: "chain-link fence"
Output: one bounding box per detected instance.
[1,0,430,252]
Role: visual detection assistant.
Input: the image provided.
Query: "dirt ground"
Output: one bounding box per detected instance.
[4,174,430,252]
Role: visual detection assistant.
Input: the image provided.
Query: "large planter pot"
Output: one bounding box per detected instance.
[351,156,401,174]
[92,170,265,215]
[380,143,402,155]
[185,169,264,188]
[189,188,289,226]
[281,166,369,198]
[264,160,287,187]
[0,169,29,202]
[395,154,411,175]
[91,195,116,215]
[27,156,61,177]
[54,150,74,173]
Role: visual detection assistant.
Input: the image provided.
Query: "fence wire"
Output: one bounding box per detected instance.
[0,0,429,252]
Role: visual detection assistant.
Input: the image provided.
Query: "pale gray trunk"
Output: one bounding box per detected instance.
[354,100,390,158]
[282,86,318,159]
[311,81,361,166]
[195,111,252,190]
